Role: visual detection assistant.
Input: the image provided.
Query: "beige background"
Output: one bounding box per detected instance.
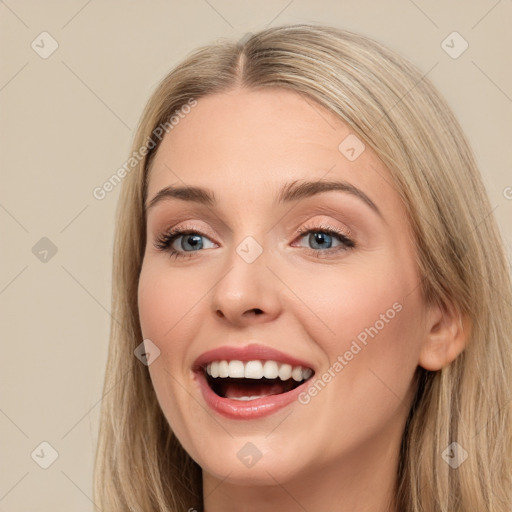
[1,0,511,510]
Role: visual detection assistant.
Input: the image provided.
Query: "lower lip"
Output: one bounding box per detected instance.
[194,371,309,420]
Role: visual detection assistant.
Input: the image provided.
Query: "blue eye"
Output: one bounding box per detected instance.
[305,231,336,250]
[154,224,355,260]
[295,227,355,254]
[176,233,206,252]
[154,230,216,259]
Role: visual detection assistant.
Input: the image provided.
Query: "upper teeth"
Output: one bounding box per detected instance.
[205,360,313,381]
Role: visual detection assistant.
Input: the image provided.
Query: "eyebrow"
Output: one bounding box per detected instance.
[145,179,382,217]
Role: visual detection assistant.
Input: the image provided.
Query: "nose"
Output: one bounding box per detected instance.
[210,240,283,327]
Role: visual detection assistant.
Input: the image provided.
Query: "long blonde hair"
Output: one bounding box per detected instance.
[93,24,512,511]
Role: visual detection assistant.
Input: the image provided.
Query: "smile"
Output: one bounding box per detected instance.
[193,344,316,419]
[205,360,313,400]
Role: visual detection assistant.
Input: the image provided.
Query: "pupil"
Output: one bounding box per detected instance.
[311,232,332,249]
[184,234,202,251]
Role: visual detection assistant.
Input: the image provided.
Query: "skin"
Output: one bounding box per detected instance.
[137,87,467,512]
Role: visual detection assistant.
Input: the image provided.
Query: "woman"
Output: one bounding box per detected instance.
[93,24,512,511]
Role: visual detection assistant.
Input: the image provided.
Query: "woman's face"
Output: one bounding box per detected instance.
[138,88,429,488]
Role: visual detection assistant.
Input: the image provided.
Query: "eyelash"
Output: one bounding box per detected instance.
[153,223,356,260]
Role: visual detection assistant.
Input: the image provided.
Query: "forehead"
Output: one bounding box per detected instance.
[146,87,399,214]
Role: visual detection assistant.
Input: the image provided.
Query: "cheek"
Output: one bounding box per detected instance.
[137,260,208,457]
[319,253,422,406]
[289,249,424,400]
[285,255,423,453]
[295,253,419,347]
[138,264,177,341]
[137,260,207,358]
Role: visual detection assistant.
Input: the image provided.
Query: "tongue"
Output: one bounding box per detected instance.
[218,378,295,399]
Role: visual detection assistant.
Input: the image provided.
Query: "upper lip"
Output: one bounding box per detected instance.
[193,343,314,372]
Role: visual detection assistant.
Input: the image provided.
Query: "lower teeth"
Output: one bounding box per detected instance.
[230,395,268,401]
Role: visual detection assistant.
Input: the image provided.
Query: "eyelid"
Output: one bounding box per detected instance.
[148,207,231,239]
[153,220,357,266]
[161,221,219,241]
[152,221,219,255]
[156,216,355,244]
[284,210,356,245]
[291,221,356,254]
[295,220,353,239]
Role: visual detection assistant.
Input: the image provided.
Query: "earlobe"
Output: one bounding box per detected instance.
[418,301,470,371]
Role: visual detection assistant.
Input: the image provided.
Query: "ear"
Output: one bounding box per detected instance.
[418,300,470,371]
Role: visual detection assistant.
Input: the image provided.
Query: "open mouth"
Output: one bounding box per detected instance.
[203,360,314,401]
